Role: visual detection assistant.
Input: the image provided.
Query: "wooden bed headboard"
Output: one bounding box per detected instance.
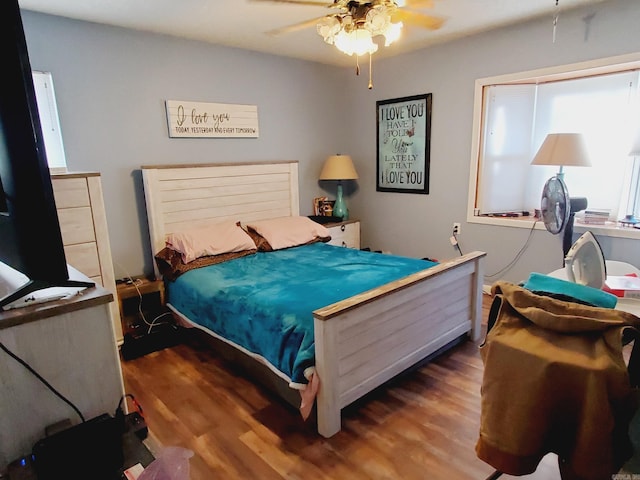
[141,161,300,266]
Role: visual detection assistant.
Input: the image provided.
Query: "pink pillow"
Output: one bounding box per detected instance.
[166,221,257,263]
[245,216,330,251]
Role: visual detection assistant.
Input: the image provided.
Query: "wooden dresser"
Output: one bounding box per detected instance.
[51,172,122,344]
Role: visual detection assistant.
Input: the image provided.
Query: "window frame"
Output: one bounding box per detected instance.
[467,52,640,240]
[32,70,67,173]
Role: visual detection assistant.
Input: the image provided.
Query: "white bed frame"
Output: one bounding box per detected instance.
[142,161,486,437]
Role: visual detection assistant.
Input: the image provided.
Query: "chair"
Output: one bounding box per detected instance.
[477,278,640,480]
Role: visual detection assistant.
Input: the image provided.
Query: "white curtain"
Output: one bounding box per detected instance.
[478,70,640,219]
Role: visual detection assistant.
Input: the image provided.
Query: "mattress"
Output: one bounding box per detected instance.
[166,242,436,387]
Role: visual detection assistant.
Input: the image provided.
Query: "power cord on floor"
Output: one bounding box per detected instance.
[115,393,148,439]
[0,340,85,423]
[146,312,173,335]
[116,393,144,420]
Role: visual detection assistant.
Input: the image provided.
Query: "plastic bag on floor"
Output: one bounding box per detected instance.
[138,446,194,480]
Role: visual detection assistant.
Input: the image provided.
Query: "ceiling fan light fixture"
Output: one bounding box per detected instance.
[383,21,403,46]
[317,16,341,44]
[366,6,391,33]
[334,28,378,56]
[316,1,402,57]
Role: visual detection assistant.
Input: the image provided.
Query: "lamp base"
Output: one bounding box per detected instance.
[619,214,640,226]
[333,184,348,221]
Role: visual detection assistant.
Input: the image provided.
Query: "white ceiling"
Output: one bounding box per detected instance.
[19,0,608,67]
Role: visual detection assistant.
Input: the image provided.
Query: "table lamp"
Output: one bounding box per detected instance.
[319,154,359,220]
[531,133,592,181]
[620,129,640,225]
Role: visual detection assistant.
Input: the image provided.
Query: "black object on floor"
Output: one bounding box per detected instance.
[121,323,183,360]
[32,414,123,480]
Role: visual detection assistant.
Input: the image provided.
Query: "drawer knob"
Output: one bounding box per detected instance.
[341,241,347,247]
[341,224,346,232]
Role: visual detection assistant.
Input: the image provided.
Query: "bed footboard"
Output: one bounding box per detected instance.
[312,250,485,437]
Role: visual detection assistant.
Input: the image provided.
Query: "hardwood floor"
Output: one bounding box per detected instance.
[121,293,561,480]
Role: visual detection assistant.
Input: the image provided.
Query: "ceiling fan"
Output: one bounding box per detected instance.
[250,0,446,87]
[253,1,444,37]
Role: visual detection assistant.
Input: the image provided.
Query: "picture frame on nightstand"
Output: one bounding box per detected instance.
[313,196,327,216]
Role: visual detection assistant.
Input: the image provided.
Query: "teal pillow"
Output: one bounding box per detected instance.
[523,272,617,309]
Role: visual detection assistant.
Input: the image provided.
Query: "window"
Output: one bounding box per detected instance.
[32,71,67,172]
[469,54,640,232]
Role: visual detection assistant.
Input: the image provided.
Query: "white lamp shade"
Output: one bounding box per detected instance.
[319,154,359,180]
[531,133,591,167]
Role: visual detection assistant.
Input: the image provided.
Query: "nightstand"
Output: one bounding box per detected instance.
[326,219,360,249]
[116,278,165,338]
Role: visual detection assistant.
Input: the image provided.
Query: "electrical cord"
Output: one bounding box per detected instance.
[450,225,464,256]
[0,340,85,423]
[116,393,144,419]
[116,261,169,333]
[130,279,151,327]
[147,311,173,335]
[452,231,464,256]
[129,279,170,332]
[485,220,539,279]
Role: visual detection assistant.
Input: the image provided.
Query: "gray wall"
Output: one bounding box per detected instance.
[22,0,640,284]
[23,11,350,279]
[343,0,640,283]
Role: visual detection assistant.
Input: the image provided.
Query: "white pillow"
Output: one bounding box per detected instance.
[245,216,330,251]
[166,221,257,263]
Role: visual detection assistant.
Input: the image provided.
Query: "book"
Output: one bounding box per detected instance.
[581,209,610,225]
[604,275,640,299]
[605,275,640,290]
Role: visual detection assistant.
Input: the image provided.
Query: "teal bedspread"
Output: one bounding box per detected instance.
[167,242,436,387]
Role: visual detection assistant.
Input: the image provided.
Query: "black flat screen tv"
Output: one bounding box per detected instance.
[0,0,92,309]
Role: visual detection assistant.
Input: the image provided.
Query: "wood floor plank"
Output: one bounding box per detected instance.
[121,293,563,479]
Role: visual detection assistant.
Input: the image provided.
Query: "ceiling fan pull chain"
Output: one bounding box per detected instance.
[356,55,360,76]
[552,0,559,43]
[368,53,373,90]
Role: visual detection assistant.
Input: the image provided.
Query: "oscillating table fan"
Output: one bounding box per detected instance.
[539,175,588,264]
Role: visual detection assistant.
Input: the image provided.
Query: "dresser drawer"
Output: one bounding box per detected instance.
[57,207,96,245]
[63,242,101,278]
[52,177,90,208]
[326,220,360,249]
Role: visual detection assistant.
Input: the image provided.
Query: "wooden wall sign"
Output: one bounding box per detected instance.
[165,100,259,138]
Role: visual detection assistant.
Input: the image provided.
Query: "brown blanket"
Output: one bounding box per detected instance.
[476,281,640,480]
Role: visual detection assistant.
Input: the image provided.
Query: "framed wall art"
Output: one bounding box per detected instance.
[376,93,431,194]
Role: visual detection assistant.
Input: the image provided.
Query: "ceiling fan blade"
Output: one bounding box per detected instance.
[249,0,334,6]
[398,0,435,9]
[392,10,445,30]
[266,15,329,36]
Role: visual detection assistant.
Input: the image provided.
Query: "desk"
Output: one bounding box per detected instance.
[549,260,640,317]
